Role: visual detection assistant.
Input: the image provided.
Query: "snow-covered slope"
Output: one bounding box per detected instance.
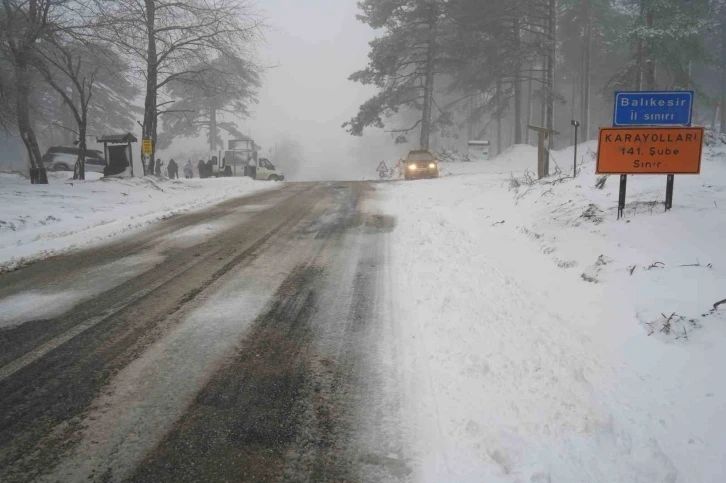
[378,136,726,482]
[0,172,276,272]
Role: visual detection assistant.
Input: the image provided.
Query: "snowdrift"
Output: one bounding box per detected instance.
[379,135,726,482]
[0,172,275,272]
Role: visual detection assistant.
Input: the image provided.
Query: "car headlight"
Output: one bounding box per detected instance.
[408,164,417,170]
[429,163,436,169]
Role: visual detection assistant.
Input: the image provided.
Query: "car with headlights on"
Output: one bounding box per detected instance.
[404,149,439,180]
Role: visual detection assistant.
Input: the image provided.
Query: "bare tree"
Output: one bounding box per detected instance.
[34,36,136,180]
[0,0,60,183]
[95,0,264,170]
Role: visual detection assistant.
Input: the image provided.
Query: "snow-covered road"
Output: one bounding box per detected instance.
[1,140,724,483]
[0,181,404,483]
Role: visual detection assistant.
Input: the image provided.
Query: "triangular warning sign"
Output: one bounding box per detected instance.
[377,161,389,172]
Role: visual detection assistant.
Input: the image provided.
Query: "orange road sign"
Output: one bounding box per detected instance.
[596,127,703,175]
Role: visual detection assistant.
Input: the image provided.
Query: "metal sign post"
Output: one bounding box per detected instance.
[665,174,675,210]
[617,174,628,220]
[607,90,699,217]
[597,126,703,218]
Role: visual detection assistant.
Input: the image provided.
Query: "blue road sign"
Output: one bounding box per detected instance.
[613,91,694,127]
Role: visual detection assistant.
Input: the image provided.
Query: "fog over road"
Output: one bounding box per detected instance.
[0,182,406,483]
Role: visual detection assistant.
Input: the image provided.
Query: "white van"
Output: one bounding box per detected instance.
[251,157,284,181]
[208,151,285,181]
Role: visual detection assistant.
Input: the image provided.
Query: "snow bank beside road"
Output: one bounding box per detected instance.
[380,139,726,482]
[440,144,539,177]
[0,172,276,272]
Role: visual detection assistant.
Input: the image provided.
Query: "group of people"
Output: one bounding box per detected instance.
[146,158,195,179]
[197,158,216,179]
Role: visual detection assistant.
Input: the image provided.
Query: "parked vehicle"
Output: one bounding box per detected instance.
[207,150,285,181]
[404,149,439,180]
[42,146,106,173]
[253,157,285,181]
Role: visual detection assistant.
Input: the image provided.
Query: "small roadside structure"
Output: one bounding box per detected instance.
[97,133,140,177]
[467,140,490,161]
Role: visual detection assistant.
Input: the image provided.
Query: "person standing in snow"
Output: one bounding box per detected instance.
[155,158,163,176]
[168,158,179,179]
[184,160,193,179]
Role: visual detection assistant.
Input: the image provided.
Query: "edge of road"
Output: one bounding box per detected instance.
[0,181,287,276]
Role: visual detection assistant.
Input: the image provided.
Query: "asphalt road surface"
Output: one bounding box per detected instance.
[0,182,407,483]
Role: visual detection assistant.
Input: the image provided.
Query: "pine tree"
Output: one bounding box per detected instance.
[158,57,261,151]
[344,0,448,149]
[560,0,623,139]
[445,0,551,151]
[611,0,710,91]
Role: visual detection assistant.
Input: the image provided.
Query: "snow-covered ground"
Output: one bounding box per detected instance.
[380,137,726,482]
[0,172,277,272]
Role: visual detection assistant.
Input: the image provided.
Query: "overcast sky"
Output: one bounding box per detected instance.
[1,1,403,177]
[160,0,402,180]
[243,0,400,179]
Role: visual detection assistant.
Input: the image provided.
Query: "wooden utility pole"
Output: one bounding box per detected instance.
[528,125,558,179]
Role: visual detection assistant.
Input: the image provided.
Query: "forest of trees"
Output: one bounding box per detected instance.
[347,0,726,156]
[0,0,263,184]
